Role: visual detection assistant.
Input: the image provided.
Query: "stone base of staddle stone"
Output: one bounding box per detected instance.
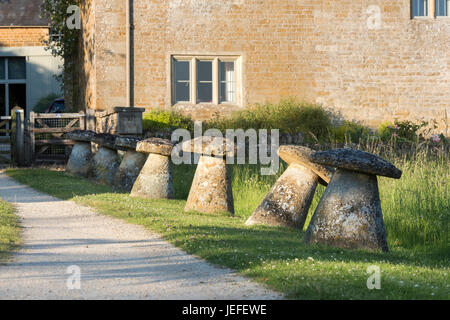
[130,153,174,199]
[305,169,389,252]
[93,147,120,185]
[113,151,147,192]
[66,142,94,178]
[185,155,234,214]
[246,163,318,229]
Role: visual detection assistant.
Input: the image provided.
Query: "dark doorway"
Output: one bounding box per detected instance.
[8,83,26,114]
[0,84,5,116]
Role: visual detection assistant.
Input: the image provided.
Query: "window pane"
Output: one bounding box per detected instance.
[436,0,449,15]
[0,58,5,80]
[197,61,212,82]
[8,57,26,79]
[197,61,212,103]
[175,60,189,81]
[197,83,212,103]
[174,60,190,103]
[412,0,428,17]
[219,61,236,103]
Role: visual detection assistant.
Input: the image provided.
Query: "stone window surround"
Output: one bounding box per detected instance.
[411,0,450,19]
[169,54,243,108]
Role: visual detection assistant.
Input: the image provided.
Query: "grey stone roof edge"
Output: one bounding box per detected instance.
[0,0,50,27]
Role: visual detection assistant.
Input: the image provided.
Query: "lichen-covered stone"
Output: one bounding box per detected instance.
[93,146,120,185]
[92,133,122,151]
[136,138,174,156]
[245,163,318,228]
[113,151,147,192]
[311,148,402,179]
[115,136,142,150]
[182,136,236,157]
[130,153,173,199]
[305,169,389,252]
[66,142,94,178]
[185,155,234,214]
[64,130,96,143]
[278,145,334,185]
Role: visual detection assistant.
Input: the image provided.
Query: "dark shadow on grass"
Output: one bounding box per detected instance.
[165,225,449,269]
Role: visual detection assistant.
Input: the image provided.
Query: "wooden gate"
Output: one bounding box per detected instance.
[0,116,12,165]
[28,112,86,163]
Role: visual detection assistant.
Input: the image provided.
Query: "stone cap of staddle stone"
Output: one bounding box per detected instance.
[92,133,122,150]
[64,130,96,142]
[115,136,142,150]
[181,136,236,157]
[136,138,174,156]
[278,145,335,184]
[311,148,402,179]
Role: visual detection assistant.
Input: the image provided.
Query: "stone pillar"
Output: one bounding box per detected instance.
[306,148,402,252]
[185,155,234,214]
[181,136,236,214]
[130,138,174,199]
[95,107,145,136]
[64,130,96,178]
[245,145,334,229]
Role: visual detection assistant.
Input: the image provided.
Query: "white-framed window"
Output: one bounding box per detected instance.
[171,55,241,106]
[411,0,429,17]
[436,0,450,16]
[0,57,27,118]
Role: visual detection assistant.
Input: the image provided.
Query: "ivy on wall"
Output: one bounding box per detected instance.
[40,0,81,88]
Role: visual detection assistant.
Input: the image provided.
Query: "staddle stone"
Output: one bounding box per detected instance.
[245,146,334,229]
[65,130,96,142]
[113,137,147,192]
[130,138,174,199]
[311,148,402,179]
[305,149,402,252]
[182,137,235,214]
[64,130,96,178]
[92,133,121,185]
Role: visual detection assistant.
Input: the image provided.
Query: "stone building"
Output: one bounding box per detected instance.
[0,0,63,118]
[72,0,450,133]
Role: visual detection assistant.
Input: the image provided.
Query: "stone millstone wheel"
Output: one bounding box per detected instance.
[305,148,403,252]
[112,136,147,192]
[245,145,334,229]
[182,136,236,214]
[92,133,121,185]
[130,138,174,199]
[64,130,96,178]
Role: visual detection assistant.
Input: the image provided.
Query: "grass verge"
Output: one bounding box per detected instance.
[5,164,449,300]
[0,198,21,264]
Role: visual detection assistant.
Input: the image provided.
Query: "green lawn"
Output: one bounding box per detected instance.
[0,197,21,264]
[5,154,449,299]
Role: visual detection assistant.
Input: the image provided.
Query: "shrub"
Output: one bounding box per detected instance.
[143,109,194,133]
[207,98,332,142]
[33,93,60,113]
[330,121,371,143]
[377,120,437,143]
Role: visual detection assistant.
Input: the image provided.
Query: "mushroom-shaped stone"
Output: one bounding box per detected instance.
[64,130,96,178]
[305,149,402,252]
[182,136,235,214]
[245,145,334,229]
[112,136,147,192]
[92,133,121,185]
[130,138,174,199]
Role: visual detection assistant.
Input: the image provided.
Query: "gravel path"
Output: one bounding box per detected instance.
[0,173,282,300]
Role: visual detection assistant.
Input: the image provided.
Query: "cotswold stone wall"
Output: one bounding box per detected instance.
[0,27,48,47]
[76,0,450,133]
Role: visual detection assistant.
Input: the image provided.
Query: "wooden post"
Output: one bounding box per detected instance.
[29,111,36,163]
[15,109,25,166]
